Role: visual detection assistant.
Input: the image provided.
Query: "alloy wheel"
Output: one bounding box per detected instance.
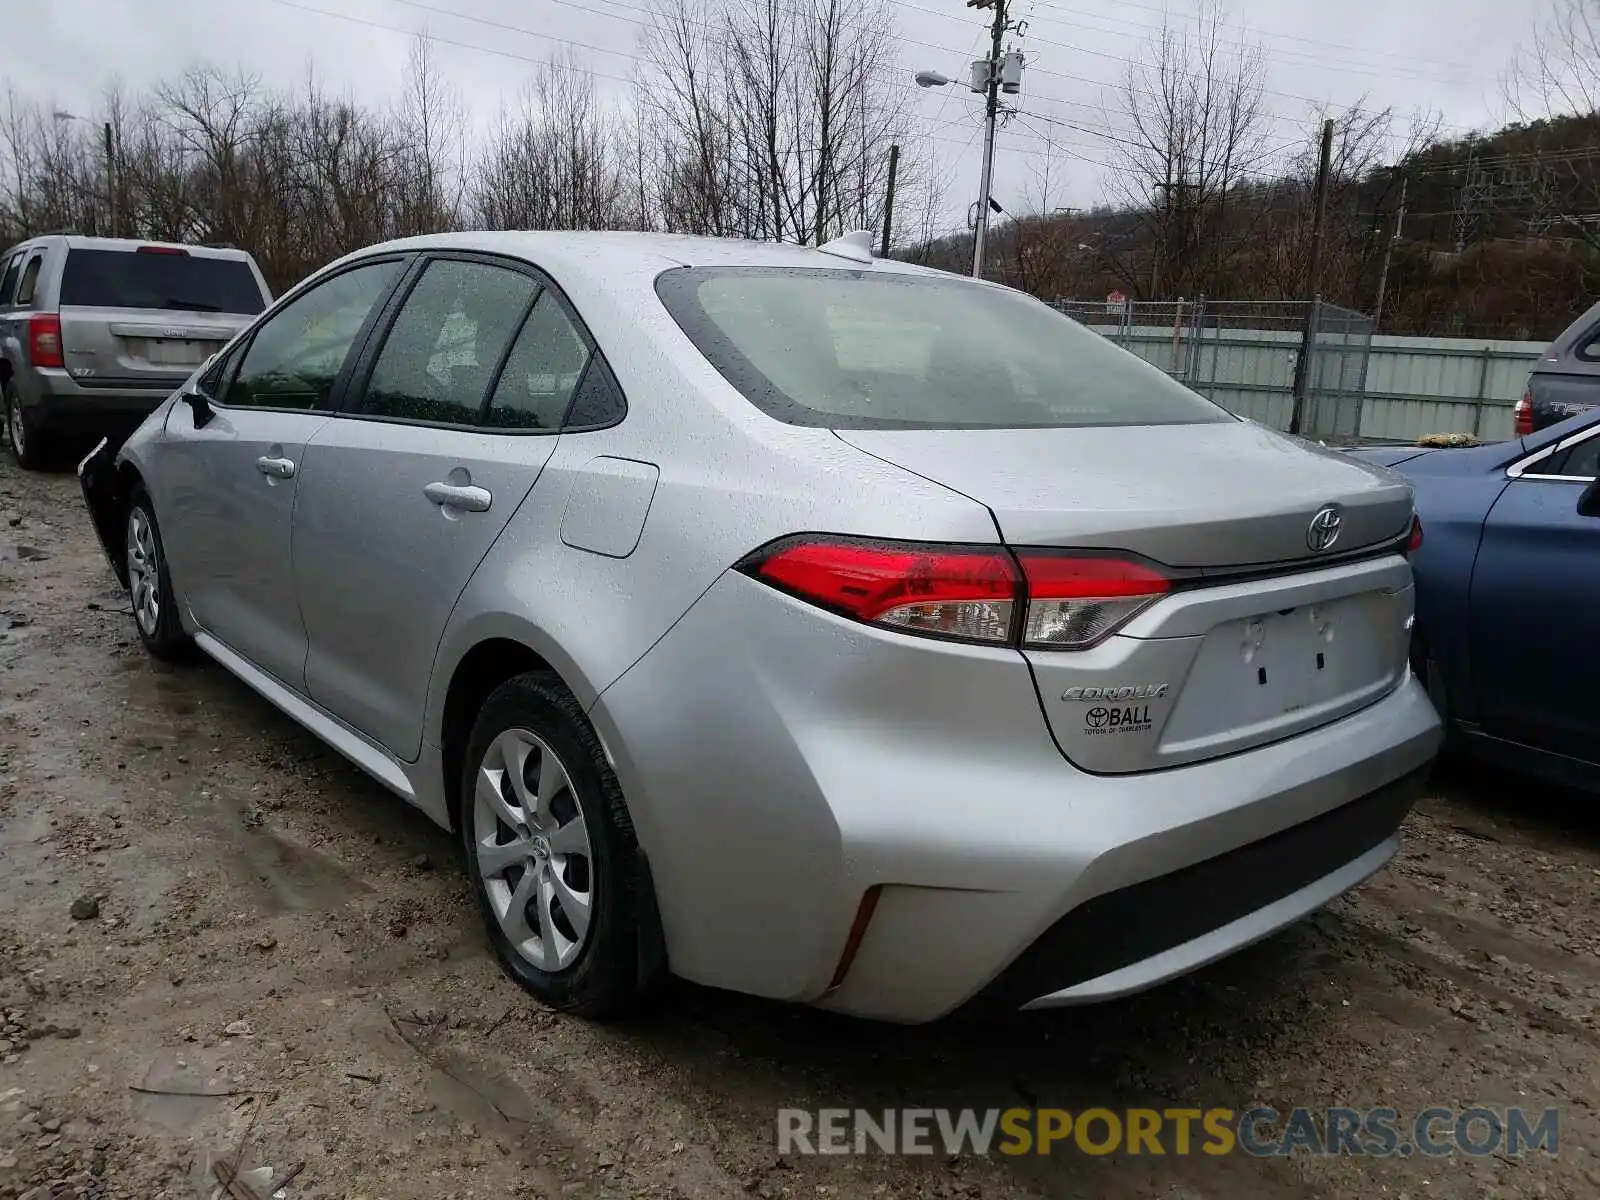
[473,728,594,972]
[126,508,161,637]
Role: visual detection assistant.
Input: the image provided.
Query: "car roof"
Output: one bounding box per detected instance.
[2,234,257,261]
[322,229,954,284]
[60,236,257,260]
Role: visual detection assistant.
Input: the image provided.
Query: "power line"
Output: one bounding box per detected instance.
[261,0,641,84]
[1020,7,1466,87]
[1023,0,1479,73]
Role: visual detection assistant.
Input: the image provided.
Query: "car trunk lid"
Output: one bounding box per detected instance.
[836,420,1417,772]
[836,420,1413,567]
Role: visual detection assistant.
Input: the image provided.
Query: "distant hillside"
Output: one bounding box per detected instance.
[908,113,1600,342]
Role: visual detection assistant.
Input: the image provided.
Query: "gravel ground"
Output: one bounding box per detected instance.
[1,454,1598,1200]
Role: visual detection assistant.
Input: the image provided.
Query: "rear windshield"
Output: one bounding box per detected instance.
[655,266,1231,429]
[60,249,266,314]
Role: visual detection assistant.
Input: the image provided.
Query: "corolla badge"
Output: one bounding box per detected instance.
[1062,684,1169,702]
[1307,505,1343,553]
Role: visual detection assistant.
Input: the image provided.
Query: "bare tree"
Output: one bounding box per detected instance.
[1103,0,1271,297]
[640,0,913,244]
[471,53,632,232]
[395,34,466,235]
[1505,0,1600,121]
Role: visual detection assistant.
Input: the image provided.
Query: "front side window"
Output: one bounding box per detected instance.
[360,259,538,427]
[484,292,592,430]
[224,259,402,410]
[655,266,1234,430]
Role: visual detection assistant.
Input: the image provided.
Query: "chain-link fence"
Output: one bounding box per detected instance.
[1052,298,1375,440]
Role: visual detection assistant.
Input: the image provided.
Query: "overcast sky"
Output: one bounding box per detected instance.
[0,0,1556,234]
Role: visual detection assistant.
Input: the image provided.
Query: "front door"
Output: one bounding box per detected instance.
[293,254,596,759]
[155,257,406,687]
[1470,427,1600,762]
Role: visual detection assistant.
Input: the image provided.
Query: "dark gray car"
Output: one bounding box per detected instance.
[0,235,271,468]
[1520,298,1600,435]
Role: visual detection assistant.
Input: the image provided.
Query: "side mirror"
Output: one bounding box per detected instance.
[182,387,215,429]
[1579,478,1600,519]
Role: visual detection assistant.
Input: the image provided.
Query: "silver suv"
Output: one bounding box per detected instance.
[1,234,271,468]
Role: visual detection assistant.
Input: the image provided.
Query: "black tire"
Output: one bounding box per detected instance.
[3,380,52,471]
[125,488,194,662]
[460,671,649,1017]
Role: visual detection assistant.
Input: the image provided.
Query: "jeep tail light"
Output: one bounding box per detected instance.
[1016,552,1170,649]
[738,536,1169,649]
[1514,390,1533,437]
[1406,515,1424,557]
[28,314,63,369]
[136,244,188,255]
[741,536,1018,643]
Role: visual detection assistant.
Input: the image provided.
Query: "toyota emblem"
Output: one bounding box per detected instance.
[1307,505,1343,553]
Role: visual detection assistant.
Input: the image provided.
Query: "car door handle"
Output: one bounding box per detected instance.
[255,455,296,479]
[423,482,492,513]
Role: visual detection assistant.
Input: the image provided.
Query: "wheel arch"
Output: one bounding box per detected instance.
[430,617,608,833]
[432,626,671,987]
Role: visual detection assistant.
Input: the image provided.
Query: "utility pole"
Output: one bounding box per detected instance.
[971,0,1008,279]
[1371,170,1407,333]
[1290,118,1335,435]
[103,122,117,239]
[880,143,900,258]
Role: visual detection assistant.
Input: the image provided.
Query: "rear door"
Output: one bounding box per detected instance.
[1469,425,1600,761]
[55,245,267,391]
[292,253,596,760]
[156,257,407,688]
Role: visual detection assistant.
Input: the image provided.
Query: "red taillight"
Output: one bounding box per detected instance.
[1514,391,1533,437]
[739,535,1169,649]
[136,244,188,255]
[1016,552,1170,649]
[744,536,1019,643]
[27,314,63,369]
[1407,515,1424,556]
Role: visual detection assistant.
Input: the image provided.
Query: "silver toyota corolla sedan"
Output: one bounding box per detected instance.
[78,230,1441,1022]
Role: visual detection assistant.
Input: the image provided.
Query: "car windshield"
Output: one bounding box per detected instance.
[60,249,266,314]
[655,265,1232,430]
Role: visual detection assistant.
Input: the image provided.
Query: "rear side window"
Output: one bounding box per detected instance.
[60,248,266,314]
[655,266,1232,430]
[484,292,592,430]
[1539,434,1600,480]
[1565,437,1600,479]
[14,255,42,306]
[360,259,538,427]
[563,355,626,428]
[0,253,21,305]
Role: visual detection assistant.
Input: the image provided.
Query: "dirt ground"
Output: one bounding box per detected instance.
[1,453,1598,1200]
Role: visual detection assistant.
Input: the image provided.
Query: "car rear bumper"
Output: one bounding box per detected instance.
[995,767,1423,1009]
[28,369,179,434]
[590,570,1442,1024]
